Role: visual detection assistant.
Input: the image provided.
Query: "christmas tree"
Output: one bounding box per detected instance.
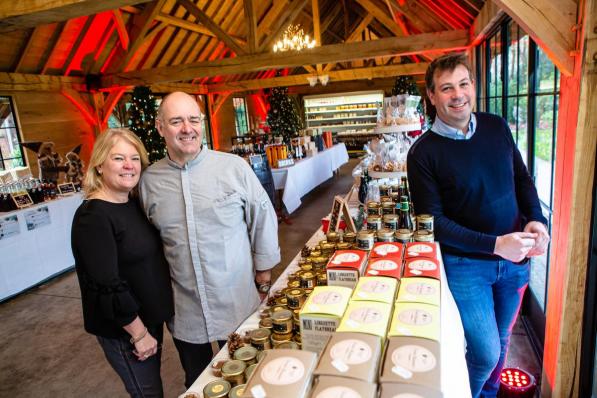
[391,75,423,115]
[129,86,166,163]
[266,86,303,144]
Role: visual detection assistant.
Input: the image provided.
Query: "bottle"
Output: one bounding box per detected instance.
[397,195,413,231]
[358,169,369,204]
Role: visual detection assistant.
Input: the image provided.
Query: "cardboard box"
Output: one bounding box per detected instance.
[352,276,398,304]
[396,277,441,307]
[403,258,440,280]
[336,301,392,338]
[326,250,368,289]
[404,242,437,259]
[388,303,440,341]
[315,332,382,383]
[380,336,441,391]
[370,242,403,260]
[242,349,317,398]
[364,257,402,280]
[379,382,443,398]
[300,286,352,353]
[310,375,377,398]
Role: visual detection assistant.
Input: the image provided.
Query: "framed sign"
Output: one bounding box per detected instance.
[328,195,344,233]
[11,192,34,209]
[58,182,76,195]
[341,201,356,233]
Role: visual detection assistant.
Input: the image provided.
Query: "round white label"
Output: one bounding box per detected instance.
[408,244,433,253]
[315,386,361,398]
[334,253,360,263]
[408,259,437,271]
[397,309,433,325]
[330,339,372,365]
[360,280,391,294]
[260,357,305,385]
[391,344,437,373]
[374,244,399,255]
[405,282,437,296]
[311,291,344,305]
[370,259,399,271]
[349,307,383,324]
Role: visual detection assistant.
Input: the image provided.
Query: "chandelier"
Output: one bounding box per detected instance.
[273,24,317,52]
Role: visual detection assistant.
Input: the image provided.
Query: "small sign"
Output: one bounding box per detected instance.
[25,205,51,231]
[0,214,20,240]
[11,192,34,209]
[329,195,344,233]
[276,158,295,168]
[58,182,76,195]
[341,201,356,233]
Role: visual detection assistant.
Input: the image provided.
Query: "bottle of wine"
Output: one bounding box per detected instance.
[358,169,369,204]
[397,195,413,231]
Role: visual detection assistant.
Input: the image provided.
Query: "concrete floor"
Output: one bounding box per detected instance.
[0,157,541,397]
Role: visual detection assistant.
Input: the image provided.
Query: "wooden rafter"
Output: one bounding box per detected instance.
[470,0,505,46]
[101,29,467,88]
[208,62,429,93]
[178,0,246,55]
[355,0,404,37]
[0,0,155,33]
[62,15,95,76]
[13,27,38,72]
[111,9,129,49]
[255,0,287,47]
[493,0,576,76]
[41,19,77,74]
[0,72,85,91]
[259,0,308,52]
[323,14,374,73]
[244,0,257,53]
[312,0,322,73]
[390,0,440,32]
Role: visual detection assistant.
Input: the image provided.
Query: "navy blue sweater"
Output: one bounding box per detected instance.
[407,112,547,258]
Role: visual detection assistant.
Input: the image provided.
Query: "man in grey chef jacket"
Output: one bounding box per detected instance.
[139,92,280,388]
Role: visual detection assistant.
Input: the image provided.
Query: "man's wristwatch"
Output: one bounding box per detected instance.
[256,281,271,294]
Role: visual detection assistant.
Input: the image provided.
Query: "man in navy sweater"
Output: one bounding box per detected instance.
[407,53,549,398]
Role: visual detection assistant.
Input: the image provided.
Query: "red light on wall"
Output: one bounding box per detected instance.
[498,368,536,398]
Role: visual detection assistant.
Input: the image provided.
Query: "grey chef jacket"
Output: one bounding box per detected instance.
[139,148,280,343]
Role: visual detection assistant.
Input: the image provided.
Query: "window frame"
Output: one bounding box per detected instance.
[0,96,26,171]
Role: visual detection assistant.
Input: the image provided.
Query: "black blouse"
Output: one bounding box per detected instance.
[71,199,174,339]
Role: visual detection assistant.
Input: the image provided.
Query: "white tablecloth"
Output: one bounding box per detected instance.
[0,193,82,301]
[271,143,349,214]
[183,229,471,398]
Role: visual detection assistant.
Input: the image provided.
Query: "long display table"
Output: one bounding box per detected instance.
[271,143,349,214]
[182,228,472,398]
[0,193,82,301]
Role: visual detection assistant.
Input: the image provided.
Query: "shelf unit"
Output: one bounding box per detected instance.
[304,91,383,155]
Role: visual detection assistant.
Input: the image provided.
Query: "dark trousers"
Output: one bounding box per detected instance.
[172,337,226,389]
[96,325,164,398]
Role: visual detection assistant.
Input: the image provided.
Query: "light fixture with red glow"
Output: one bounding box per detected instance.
[498,368,537,398]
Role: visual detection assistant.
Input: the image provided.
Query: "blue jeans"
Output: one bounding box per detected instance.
[442,254,529,398]
[96,325,164,397]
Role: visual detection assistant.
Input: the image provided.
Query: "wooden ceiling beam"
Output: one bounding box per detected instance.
[178,0,246,55]
[355,0,404,37]
[470,0,506,46]
[244,0,257,53]
[0,0,154,33]
[493,0,576,76]
[259,0,308,52]
[14,28,38,72]
[311,0,322,73]
[207,62,429,93]
[0,72,86,91]
[112,9,129,50]
[100,29,467,88]
[256,0,287,46]
[390,0,440,32]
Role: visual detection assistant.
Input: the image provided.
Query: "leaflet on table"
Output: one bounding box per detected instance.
[24,205,51,231]
[0,214,20,240]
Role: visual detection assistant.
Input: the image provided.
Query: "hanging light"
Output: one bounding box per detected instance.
[273,24,317,53]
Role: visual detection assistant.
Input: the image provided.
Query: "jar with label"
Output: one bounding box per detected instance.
[383,214,398,230]
[270,304,288,315]
[233,345,258,366]
[287,273,299,283]
[259,317,273,330]
[380,195,393,203]
[271,331,294,347]
[343,232,357,243]
[286,288,306,309]
[250,328,272,350]
[417,214,434,232]
[287,279,301,289]
[229,384,246,398]
[414,229,435,242]
[221,360,246,386]
[299,270,316,289]
[367,201,380,216]
[367,215,382,231]
[316,272,327,286]
[275,296,288,306]
[299,263,313,272]
[357,230,375,250]
[271,309,293,334]
[311,256,328,270]
[203,379,231,398]
[395,228,414,244]
[390,191,400,202]
[336,242,352,251]
[377,228,395,242]
[382,201,395,215]
[320,243,336,257]
[326,231,340,243]
[379,184,390,196]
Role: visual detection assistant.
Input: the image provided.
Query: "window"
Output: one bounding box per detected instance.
[233,97,249,136]
[476,19,559,312]
[0,97,25,171]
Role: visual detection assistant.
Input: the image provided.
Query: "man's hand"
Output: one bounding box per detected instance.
[524,221,550,257]
[255,269,272,301]
[494,232,537,263]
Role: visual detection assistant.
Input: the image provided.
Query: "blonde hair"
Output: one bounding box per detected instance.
[83,128,149,199]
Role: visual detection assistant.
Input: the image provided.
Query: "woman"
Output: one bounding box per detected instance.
[71,128,174,397]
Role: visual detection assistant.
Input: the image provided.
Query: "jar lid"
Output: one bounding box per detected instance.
[229,384,246,398]
[357,230,375,238]
[395,228,414,238]
[417,214,434,220]
[250,327,271,342]
[368,215,381,221]
[233,345,258,362]
[300,271,315,280]
[276,341,299,350]
[203,379,231,398]
[259,317,273,329]
[286,288,305,298]
[336,242,352,250]
[382,201,395,207]
[377,228,395,237]
[367,201,380,208]
[383,214,398,221]
[271,309,293,322]
[221,359,246,377]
